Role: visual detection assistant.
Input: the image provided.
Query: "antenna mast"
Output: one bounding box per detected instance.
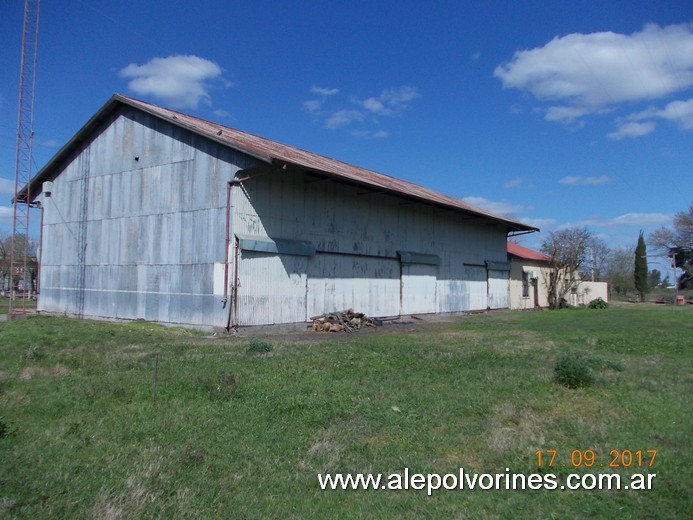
[9,0,41,317]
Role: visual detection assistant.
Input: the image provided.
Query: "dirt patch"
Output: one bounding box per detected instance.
[20,365,71,380]
[488,402,546,455]
[51,364,71,376]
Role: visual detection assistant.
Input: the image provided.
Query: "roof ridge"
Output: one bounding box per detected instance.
[23,93,538,234]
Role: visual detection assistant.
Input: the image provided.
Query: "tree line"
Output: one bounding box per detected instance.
[538,202,691,307]
[0,233,39,297]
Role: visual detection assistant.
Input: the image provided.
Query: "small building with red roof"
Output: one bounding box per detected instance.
[507,242,608,309]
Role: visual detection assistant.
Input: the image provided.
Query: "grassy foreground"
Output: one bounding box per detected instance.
[0,305,691,518]
[0,298,37,315]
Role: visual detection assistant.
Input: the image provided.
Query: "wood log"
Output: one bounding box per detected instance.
[310,309,378,332]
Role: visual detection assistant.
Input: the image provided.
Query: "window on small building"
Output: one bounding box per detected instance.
[522,271,530,298]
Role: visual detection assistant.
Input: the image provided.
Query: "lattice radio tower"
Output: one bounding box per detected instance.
[9,0,41,317]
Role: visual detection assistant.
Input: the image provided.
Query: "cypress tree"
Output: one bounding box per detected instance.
[634,231,648,301]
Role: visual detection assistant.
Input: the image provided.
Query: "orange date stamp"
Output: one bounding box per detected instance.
[535,449,657,468]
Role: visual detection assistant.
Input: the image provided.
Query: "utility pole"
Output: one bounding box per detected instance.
[9,0,41,318]
[671,249,678,311]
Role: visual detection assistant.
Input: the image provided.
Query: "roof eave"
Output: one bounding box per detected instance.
[18,94,126,203]
[17,94,539,235]
[279,161,538,233]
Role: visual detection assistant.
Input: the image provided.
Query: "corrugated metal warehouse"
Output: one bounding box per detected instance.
[20,94,537,328]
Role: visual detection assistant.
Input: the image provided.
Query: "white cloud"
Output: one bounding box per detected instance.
[303,99,323,114]
[632,98,693,129]
[306,85,420,135]
[544,106,590,123]
[495,23,693,131]
[653,98,693,129]
[611,213,672,226]
[324,110,366,129]
[35,138,61,149]
[607,121,656,140]
[461,196,525,216]
[559,175,611,185]
[0,178,15,196]
[559,176,582,185]
[351,129,390,139]
[560,212,673,228]
[303,86,340,114]
[357,86,421,116]
[504,176,525,189]
[311,86,339,96]
[0,205,13,226]
[496,24,693,108]
[610,97,693,139]
[213,109,231,118]
[120,55,225,109]
[516,217,557,230]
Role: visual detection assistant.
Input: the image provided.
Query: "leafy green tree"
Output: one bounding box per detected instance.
[634,231,648,301]
[647,269,662,289]
[607,247,635,297]
[1,234,39,295]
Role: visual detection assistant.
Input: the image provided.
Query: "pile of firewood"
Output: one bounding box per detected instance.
[310,309,379,333]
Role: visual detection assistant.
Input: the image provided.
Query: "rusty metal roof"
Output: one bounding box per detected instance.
[507,242,551,262]
[22,93,538,233]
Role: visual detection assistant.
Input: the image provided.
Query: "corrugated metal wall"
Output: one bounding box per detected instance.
[38,107,261,327]
[306,254,400,319]
[231,171,510,325]
[401,264,437,314]
[38,106,511,328]
[487,270,510,309]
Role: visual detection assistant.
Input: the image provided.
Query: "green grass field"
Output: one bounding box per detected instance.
[0,297,37,315]
[1,305,691,518]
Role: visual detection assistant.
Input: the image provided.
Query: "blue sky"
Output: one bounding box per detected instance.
[1,1,691,251]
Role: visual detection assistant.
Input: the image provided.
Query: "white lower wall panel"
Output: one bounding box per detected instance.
[488,269,509,309]
[237,250,308,325]
[306,254,400,318]
[401,263,437,314]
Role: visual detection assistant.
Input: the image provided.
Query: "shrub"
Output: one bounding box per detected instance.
[24,345,46,361]
[247,339,273,354]
[554,351,595,389]
[588,297,608,309]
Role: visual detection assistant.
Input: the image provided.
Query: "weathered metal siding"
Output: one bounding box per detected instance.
[232,170,510,324]
[401,264,437,314]
[38,105,510,328]
[487,270,509,309]
[236,251,308,326]
[38,107,259,327]
[306,254,400,318]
